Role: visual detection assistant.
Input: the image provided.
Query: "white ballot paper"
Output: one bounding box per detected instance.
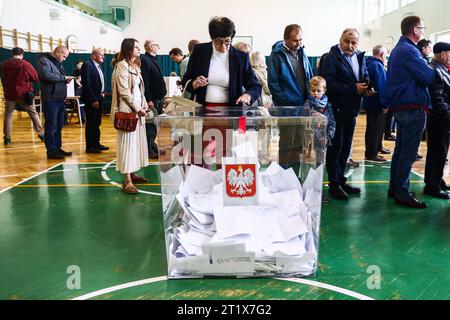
[182,165,222,197]
[232,131,259,158]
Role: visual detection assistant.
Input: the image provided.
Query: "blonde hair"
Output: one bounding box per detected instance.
[310,76,327,90]
[250,51,266,68]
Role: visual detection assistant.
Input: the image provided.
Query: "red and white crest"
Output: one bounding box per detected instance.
[225,164,257,198]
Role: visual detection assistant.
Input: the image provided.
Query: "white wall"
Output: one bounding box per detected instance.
[359,0,450,53]
[0,0,124,52]
[124,0,358,57]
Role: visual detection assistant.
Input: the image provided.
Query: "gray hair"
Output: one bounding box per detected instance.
[341,28,360,39]
[372,45,385,56]
[92,48,104,56]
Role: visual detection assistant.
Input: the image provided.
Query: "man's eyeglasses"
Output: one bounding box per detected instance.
[416,26,427,31]
[214,38,232,46]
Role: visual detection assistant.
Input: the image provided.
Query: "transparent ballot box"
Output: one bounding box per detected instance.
[156,106,327,278]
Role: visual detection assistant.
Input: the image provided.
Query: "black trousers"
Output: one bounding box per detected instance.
[365,111,386,157]
[146,100,163,155]
[384,109,394,136]
[278,125,304,176]
[326,116,356,186]
[424,114,450,190]
[85,99,103,150]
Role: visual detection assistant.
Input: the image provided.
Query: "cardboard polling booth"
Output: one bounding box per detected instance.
[156,106,327,278]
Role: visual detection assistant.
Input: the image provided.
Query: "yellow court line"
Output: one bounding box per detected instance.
[11,184,161,188]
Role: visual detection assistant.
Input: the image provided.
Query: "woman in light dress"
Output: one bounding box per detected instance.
[110,38,149,194]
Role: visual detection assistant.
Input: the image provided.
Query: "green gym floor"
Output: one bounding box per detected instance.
[0,162,448,300]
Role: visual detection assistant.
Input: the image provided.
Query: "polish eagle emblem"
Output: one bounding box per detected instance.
[225,164,257,198]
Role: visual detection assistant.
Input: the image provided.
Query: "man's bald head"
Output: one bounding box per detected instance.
[52,45,69,62]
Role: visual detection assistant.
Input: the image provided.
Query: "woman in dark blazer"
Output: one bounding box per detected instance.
[181,16,261,168]
[182,16,261,109]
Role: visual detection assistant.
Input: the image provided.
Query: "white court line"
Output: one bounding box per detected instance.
[46,169,73,173]
[0,163,63,195]
[0,174,19,178]
[275,278,374,300]
[344,168,354,179]
[72,276,168,300]
[71,276,375,301]
[101,160,162,196]
[412,169,425,179]
[79,167,111,171]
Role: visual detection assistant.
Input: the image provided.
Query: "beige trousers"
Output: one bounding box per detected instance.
[3,99,44,139]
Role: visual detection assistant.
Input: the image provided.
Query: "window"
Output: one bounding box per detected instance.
[383,0,399,15]
[363,0,380,23]
[401,0,418,6]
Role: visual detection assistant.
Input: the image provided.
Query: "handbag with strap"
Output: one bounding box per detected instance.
[113,72,138,132]
[163,80,202,115]
[114,111,138,132]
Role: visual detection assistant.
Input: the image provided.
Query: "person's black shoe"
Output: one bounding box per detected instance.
[440,181,449,191]
[86,148,101,154]
[59,149,72,157]
[384,134,396,141]
[378,147,391,155]
[395,196,428,209]
[341,183,361,194]
[47,153,65,160]
[97,144,109,151]
[3,137,11,145]
[149,152,159,160]
[388,188,416,198]
[346,159,360,168]
[365,155,387,163]
[424,187,450,199]
[329,185,349,200]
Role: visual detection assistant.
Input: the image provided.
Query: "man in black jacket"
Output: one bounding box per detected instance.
[141,39,167,159]
[320,29,374,200]
[424,42,450,199]
[81,48,108,154]
[38,46,73,159]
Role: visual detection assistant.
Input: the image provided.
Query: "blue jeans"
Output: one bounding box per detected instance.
[390,109,426,199]
[326,116,357,185]
[43,100,66,155]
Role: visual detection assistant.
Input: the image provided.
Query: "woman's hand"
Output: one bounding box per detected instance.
[236,93,252,106]
[138,109,146,117]
[192,76,208,90]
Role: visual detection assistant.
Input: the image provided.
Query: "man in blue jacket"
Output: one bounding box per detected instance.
[268,24,313,174]
[38,46,73,159]
[387,16,435,209]
[268,24,313,107]
[363,45,389,162]
[424,42,450,199]
[81,48,108,154]
[320,28,373,200]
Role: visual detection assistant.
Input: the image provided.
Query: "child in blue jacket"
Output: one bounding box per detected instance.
[303,76,336,166]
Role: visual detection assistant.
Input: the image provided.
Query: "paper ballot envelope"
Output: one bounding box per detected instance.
[222,157,259,206]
